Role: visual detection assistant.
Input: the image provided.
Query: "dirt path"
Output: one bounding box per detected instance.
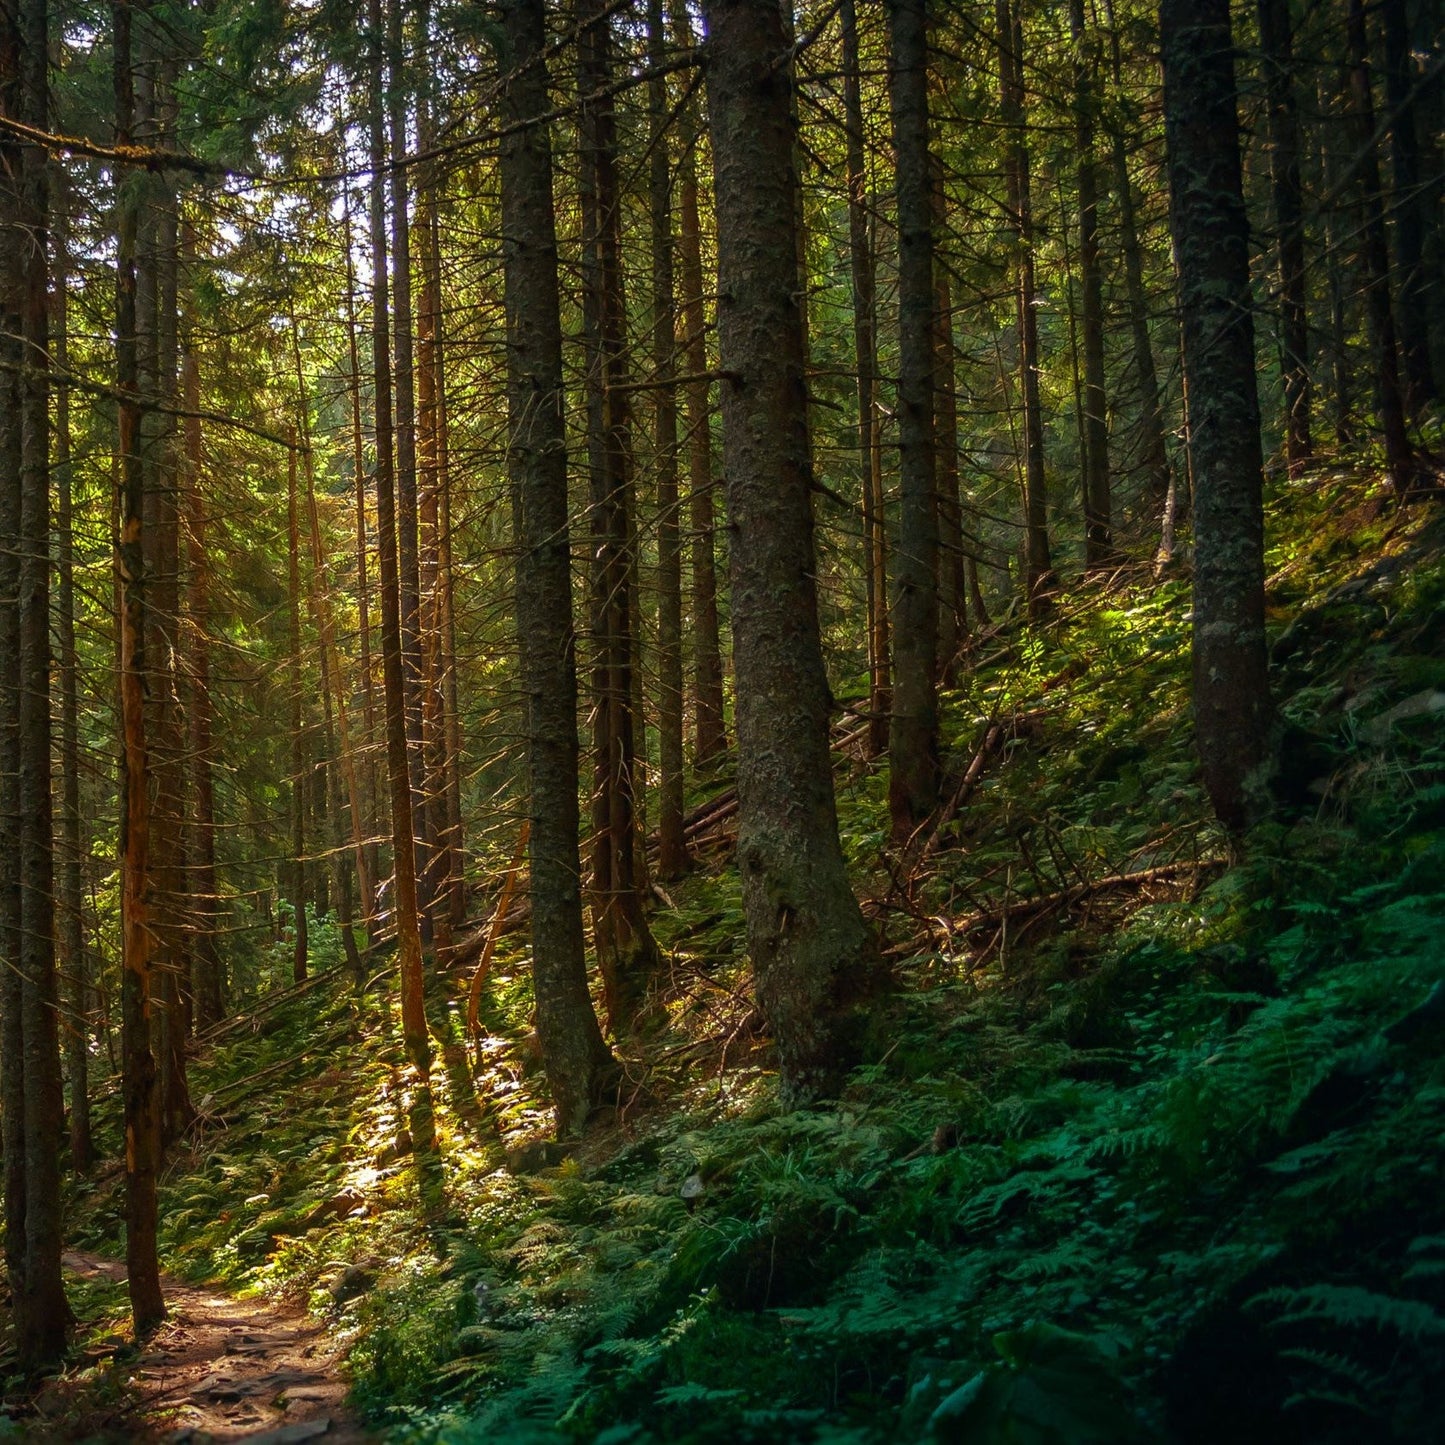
[41,1252,372,1443]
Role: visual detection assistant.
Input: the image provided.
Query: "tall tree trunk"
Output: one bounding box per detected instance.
[113,0,166,1332]
[342,182,381,931]
[388,0,432,926]
[1,0,71,1358]
[650,0,687,882]
[1103,5,1171,514]
[415,62,465,938]
[181,264,224,1031]
[577,0,661,1030]
[1257,0,1311,477]
[932,148,967,682]
[1070,0,1111,565]
[145,58,192,1146]
[0,196,25,1352]
[673,29,727,770]
[370,0,431,1072]
[54,198,93,1173]
[498,0,615,1137]
[841,0,890,757]
[997,0,1053,612]
[1345,0,1414,495]
[702,0,879,1104]
[1381,0,1437,413]
[287,436,310,984]
[887,0,940,839]
[293,329,372,971]
[1161,0,1274,831]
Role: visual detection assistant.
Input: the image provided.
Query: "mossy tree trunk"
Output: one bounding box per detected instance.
[499,0,616,1136]
[702,0,880,1104]
[1161,0,1274,831]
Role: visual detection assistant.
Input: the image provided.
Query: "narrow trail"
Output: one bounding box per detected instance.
[48,1253,371,1444]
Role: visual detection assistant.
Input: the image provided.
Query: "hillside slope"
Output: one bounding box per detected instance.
[65,473,1445,1444]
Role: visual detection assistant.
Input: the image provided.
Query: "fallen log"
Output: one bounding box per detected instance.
[466,820,530,1037]
[884,859,1225,959]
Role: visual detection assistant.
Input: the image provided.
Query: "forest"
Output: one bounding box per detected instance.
[1,0,1443,1436]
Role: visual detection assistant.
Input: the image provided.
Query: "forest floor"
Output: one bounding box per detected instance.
[25,1251,369,1442]
[20,462,1445,1442]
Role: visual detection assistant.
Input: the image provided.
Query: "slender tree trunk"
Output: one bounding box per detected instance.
[415,63,465,938]
[1,0,71,1358]
[1070,0,1111,564]
[650,0,687,882]
[1345,0,1414,495]
[498,0,616,1137]
[143,58,192,1146]
[1161,0,1274,831]
[887,0,940,839]
[287,437,310,984]
[673,39,727,770]
[0,216,25,1349]
[293,330,373,971]
[181,274,223,1031]
[54,198,93,1173]
[113,0,166,1332]
[1381,0,1436,413]
[702,0,879,1104]
[342,184,381,930]
[387,0,432,926]
[841,0,890,757]
[1319,72,1355,445]
[1257,0,1311,477]
[577,0,661,1030]
[1103,5,1171,514]
[997,0,1053,612]
[932,149,967,682]
[370,0,431,1071]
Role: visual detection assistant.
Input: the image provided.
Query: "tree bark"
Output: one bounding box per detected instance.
[1380,0,1437,413]
[342,182,381,931]
[113,0,166,1332]
[997,0,1053,612]
[1070,0,1111,565]
[370,0,431,1071]
[673,29,727,770]
[180,272,224,1031]
[287,436,310,984]
[1103,4,1171,514]
[932,144,967,682]
[887,0,940,840]
[54,197,93,1173]
[1257,0,1311,477]
[1160,0,1274,831]
[576,0,661,1030]
[1345,0,1414,495]
[388,0,432,925]
[841,0,890,758]
[650,0,687,882]
[702,0,879,1104]
[498,0,616,1137]
[1,0,71,1358]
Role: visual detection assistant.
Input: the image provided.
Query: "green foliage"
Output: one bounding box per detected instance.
[62,493,1445,1444]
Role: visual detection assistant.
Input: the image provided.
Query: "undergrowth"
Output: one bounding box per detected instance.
[65,469,1445,1442]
